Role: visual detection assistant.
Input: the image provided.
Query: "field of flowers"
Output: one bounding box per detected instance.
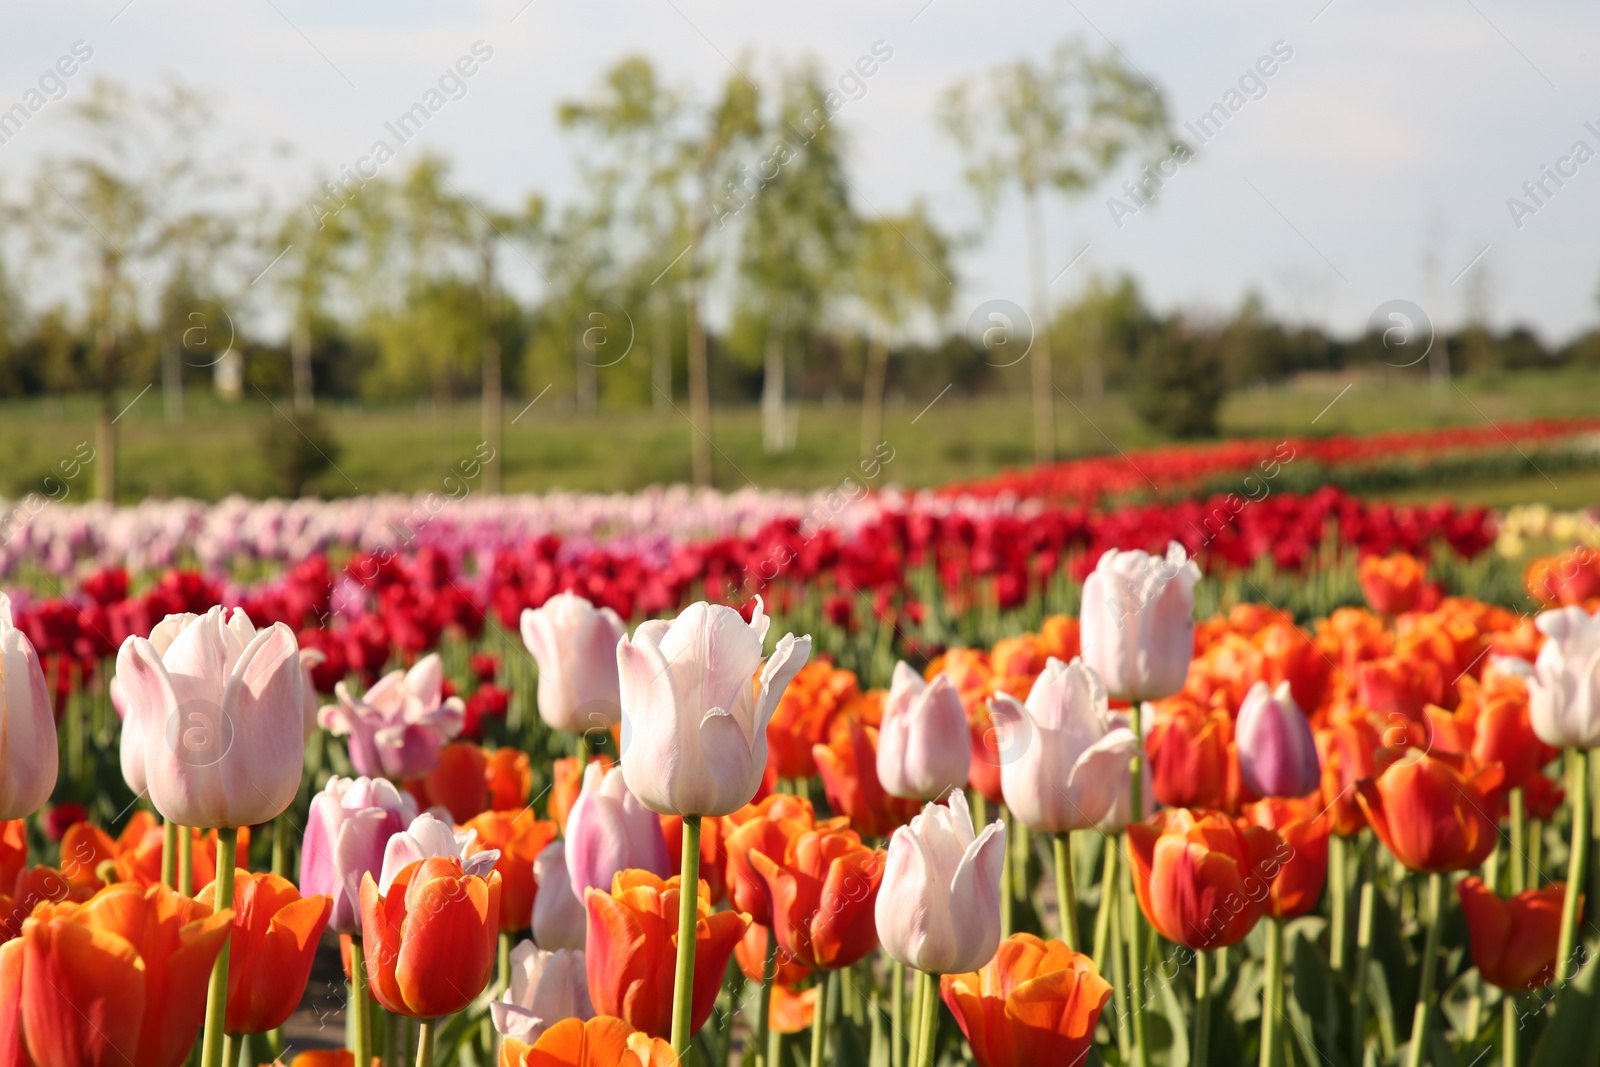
[1,432,1600,1067]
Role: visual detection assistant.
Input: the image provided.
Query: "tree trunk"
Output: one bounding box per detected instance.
[761,305,788,454]
[94,321,117,502]
[651,288,672,412]
[686,278,713,486]
[162,341,184,424]
[480,247,502,494]
[1024,188,1056,463]
[291,315,315,414]
[860,335,889,461]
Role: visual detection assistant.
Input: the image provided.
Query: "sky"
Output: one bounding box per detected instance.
[3,0,1599,343]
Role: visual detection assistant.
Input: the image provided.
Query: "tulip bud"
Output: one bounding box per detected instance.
[989,657,1140,833]
[1127,808,1285,950]
[0,594,58,821]
[520,592,628,733]
[111,612,196,799]
[378,812,499,894]
[1356,750,1503,873]
[117,606,304,830]
[617,598,811,817]
[360,856,502,1019]
[564,760,670,898]
[1079,543,1200,703]
[1523,605,1600,749]
[1235,680,1321,798]
[875,790,1007,975]
[300,776,418,934]
[531,841,587,951]
[317,653,465,780]
[1358,552,1426,615]
[876,664,971,801]
[489,940,594,1045]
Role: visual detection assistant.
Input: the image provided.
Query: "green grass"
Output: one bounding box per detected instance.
[3,367,1598,503]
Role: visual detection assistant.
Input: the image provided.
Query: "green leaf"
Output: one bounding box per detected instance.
[1529,942,1600,1067]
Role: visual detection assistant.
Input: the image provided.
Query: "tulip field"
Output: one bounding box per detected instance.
[4,430,1600,1067]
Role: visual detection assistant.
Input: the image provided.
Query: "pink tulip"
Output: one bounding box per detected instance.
[617,598,810,817]
[299,647,327,739]
[0,593,57,821]
[300,775,419,933]
[490,941,593,1044]
[564,760,670,897]
[874,789,1007,974]
[878,663,971,801]
[1235,680,1321,798]
[112,612,198,796]
[520,592,628,733]
[378,812,500,894]
[988,657,1141,832]
[531,841,587,951]
[116,606,304,829]
[1079,542,1200,703]
[318,653,465,780]
[1523,605,1600,748]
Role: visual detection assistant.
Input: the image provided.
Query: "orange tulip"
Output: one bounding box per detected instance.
[551,755,614,832]
[1356,656,1442,721]
[487,747,535,812]
[766,660,860,780]
[1525,548,1600,607]
[724,795,837,925]
[583,871,749,1039]
[939,933,1112,1067]
[734,921,810,988]
[1,880,232,1067]
[812,716,919,840]
[1127,809,1286,950]
[1454,670,1558,793]
[1457,877,1575,991]
[1357,749,1504,873]
[1358,553,1427,616]
[265,1053,379,1067]
[749,826,883,971]
[661,813,728,906]
[360,856,502,1019]
[464,808,559,932]
[1145,699,1231,810]
[408,741,491,824]
[1245,797,1330,920]
[0,822,24,898]
[499,1015,676,1067]
[195,869,330,1034]
[1315,717,1384,837]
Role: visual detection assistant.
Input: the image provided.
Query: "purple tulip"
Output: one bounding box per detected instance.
[1235,680,1321,798]
[300,775,419,933]
[317,653,464,780]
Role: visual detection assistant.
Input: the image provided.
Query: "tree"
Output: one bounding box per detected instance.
[25,78,225,499]
[270,193,353,414]
[942,39,1175,462]
[852,204,955,458]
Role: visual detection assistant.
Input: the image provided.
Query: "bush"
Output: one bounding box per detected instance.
[259,408,342,497]
[1128,322,1226,438]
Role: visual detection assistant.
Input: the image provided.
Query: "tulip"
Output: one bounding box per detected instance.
[532,841,587,952]
[1234,681,1321,799]
[939,933,1112,1067]
[360,855,502,1019]
[300,776,418,934]
[813,716,921,840]
[1358,552,1426,616]
[989,657,1139,833]
[724,795,836,926]
[111,611,196,798]
[565,761,670,899]
[409,741,490,823]
[616,598,811,818]
[749,825,884,970]
[1522,605,1600,749]
[489,940,593,1044]
[551,756,612,832]
[1457,877,1572,991]
[318,653,465,780]
[488,747,534,812]
[0,820,25,898]
[196,869,331,1034]
[583,871,749,1039]
[0,595,57,821]
[875,789,1007,975]
[1355,750,1503,873]
[2,881,232,1067]
[379,812,500,894]
[463,808,559,932]
[877,664,972,801]
[661,813,728,905]
[498,1015,676,1067]
[1125,808,1285,951]
[1244,797,1330,920]
[1145,699,1231,810]
[734,921,811,989]
[1078,542,1200,704]
[1315,717,1384,838]
[299,646,327,738]
[521,592,629,733]
[115,606,304,829]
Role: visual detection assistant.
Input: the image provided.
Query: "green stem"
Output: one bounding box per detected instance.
[757,930,777,1067]
[907,961,925,1067]
[162,819,177,888]
[1194,949,1211,1067]
[1259,918,1282,1067]
[350,936,371,1067]
[914,970,937,1067]
[811,972,836,1067]
[221,1034,234,1067]
[272,810,290,878]
[1353,838,1376,1064]
[999,807,1014,939]
[1404,872,1445,1067]
[670,814,703,1055]
[1054,831,1079,951]
[1107,851,1131,1062]
[1529,819,1543,891]
[415,1019,433,1067]
[1092,839,1115,972]
[200,829,238,1067]
[1330,833,1349,976]
[891,958,905,1067]
[1509,788,1526,895]
[1557,749,1589,978]
[1502,992,1519,1067]
[178,826,193,896]
[1126,703,1149,1067]
[498,932,513,995]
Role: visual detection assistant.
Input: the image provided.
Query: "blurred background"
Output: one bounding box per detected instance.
[2,0,1598,504]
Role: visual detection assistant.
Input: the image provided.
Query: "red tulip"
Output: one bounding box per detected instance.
[1356,750,1504,873]
[1245,797,1330,920]
[360,856,501,1019]
[1126,808,1285,950]
[1457,877,1574,991]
